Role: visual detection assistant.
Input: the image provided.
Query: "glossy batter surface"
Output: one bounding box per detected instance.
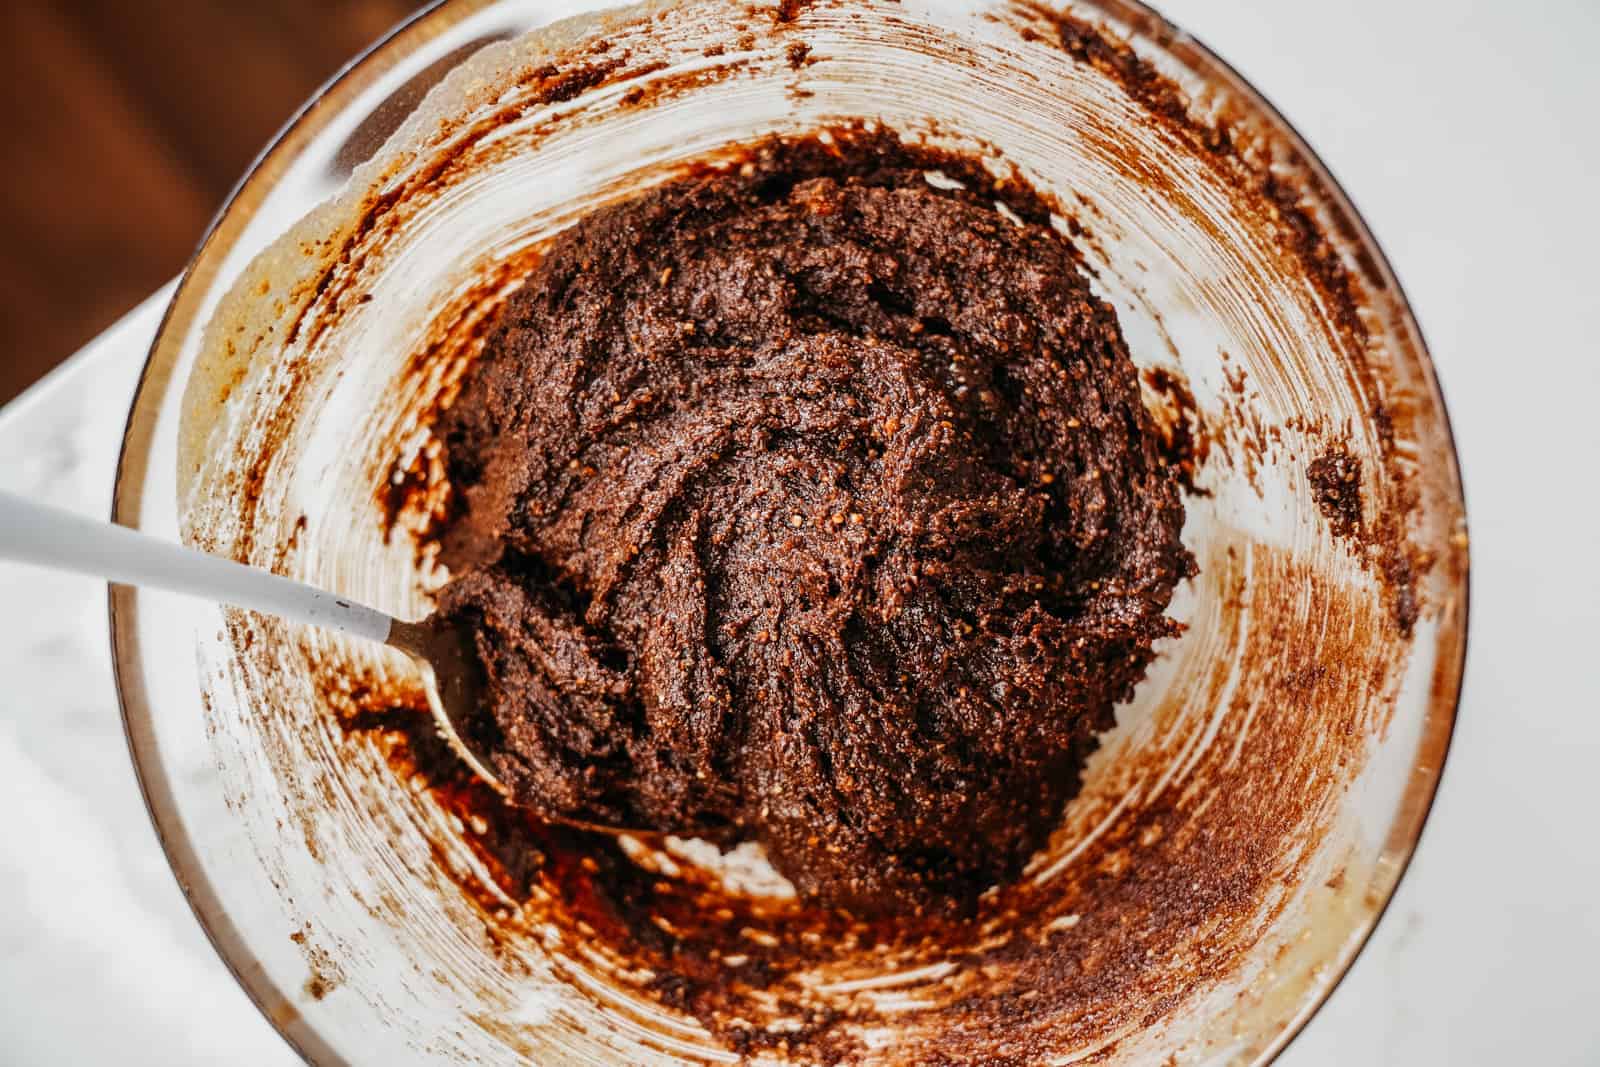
[435,132,1190,914]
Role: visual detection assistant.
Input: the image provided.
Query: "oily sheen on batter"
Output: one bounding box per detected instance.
[434,131,1190,916]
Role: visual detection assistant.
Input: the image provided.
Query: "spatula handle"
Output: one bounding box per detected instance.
[0,489,393,642]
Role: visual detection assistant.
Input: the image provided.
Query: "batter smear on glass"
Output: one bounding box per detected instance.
[434,129,1191,916]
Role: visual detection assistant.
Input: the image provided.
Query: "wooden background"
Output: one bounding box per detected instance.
[0,1,429,404]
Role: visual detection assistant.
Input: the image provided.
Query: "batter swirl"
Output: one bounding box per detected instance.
[435,131,1191,914]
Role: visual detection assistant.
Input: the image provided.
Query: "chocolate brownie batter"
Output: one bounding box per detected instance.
[435,132,1190,915]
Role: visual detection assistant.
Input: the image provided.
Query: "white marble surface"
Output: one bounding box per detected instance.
[2,0,1597,1063]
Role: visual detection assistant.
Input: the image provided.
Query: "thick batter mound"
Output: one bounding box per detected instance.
[435,131,1190,915]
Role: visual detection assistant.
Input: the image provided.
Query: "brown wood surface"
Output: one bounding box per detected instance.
[0,1,428,405]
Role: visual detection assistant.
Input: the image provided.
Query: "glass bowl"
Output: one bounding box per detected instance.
[112,0,1468,1062]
